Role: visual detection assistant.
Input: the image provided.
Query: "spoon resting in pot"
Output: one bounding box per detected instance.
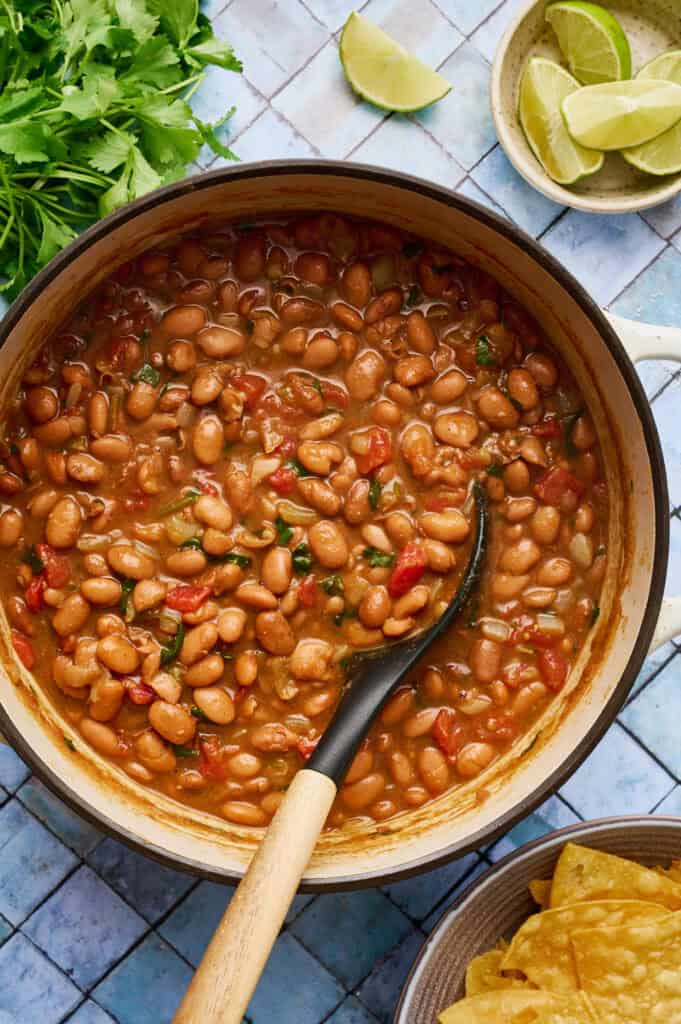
[173,483,489,1024]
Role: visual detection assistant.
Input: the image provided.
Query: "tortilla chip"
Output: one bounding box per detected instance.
[438,990,594,1024]
[501,900,669,992]
[465,949,531,997]
[550,843,681,911]
[530,879,553,908]
[572,912,681,1023]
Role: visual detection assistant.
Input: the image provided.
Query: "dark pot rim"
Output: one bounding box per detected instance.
[395,814,681,1022]
[0,160,669,889]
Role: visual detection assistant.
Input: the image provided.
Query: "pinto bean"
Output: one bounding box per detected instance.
[343,479,371,524]
[341,773,386,810]
[297,477,341,516]
[457,742,495,778]
[80,719,122,757]
[97,634,140,673]
[217,607,247,643]
[193,415,224,465]
[26,386,59,423]
[90,435,133,462]
[52,594,91,636]
[342,262,372,307]
[0,509,22,547]
[261,548,293,594]
[421,509,469,543]
[418,747,450,794]
[394,355,435,388]
[180,622,218,666]
[149,701,196,745]
[80,577,122,605]
[107,544,156,580]
[46,496,82,549]
[401,423,435,478]
[406,310,436,354]
[507,368,539,410]
[185,654,225,687]
[250,723,297,753]
[308,520,348,568]
[303,335,339,370]
[66,453,105,484]
[255,610,295,655]
[290,639,333,680]
[345,350,386,401]
[197,326,245,358]
[193,687,235,725]
[161,305,206,338]
[433,412,479,447]
[477,387,519,429]
[359,585,391,628]
[499,538,541,574]
[365,287,401,324]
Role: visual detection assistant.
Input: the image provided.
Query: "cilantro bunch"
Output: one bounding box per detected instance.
[0,0,242,298]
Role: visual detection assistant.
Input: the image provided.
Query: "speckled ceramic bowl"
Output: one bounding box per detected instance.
[491,0,681,213]
[396,816,681,1022]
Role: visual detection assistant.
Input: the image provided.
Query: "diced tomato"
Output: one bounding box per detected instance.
[511,622,557,650]
[11,630,34,669]
[275,436,297,459]
[432,708,465,758]
[165,586,212,613]
[388,543,427,598]
[199,479,219,497]
[126,680,155,705]
[319,381,348,410]
[199,735,227,780]
[124,492,151,513]
[534,466,585,508]
[268,466,298,496]
[538,649,569,692]
[298,574,318,608]
[355,427,392,475]
[36,544,71,588]
[25,575,46,613]
[232,373,267,411]
[297,735,320,761]
[424,492,464,512]
[531,417,562,439]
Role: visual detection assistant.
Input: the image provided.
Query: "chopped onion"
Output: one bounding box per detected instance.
[536,613,565,636]
[251,455,281,487]
[276,500,317,526]
[76,533,111,552]
[65,382,83,409]
[370,254,395,291]
[133,539,159,558]
[569,532,594,570]
[480,617,511,643]
[159,608,182,634]
[165,514,201,546]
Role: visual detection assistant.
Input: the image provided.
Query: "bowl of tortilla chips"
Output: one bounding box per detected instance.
[395,816,681,1023]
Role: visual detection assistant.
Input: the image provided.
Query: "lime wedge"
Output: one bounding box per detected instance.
[623,50,681,175]
[519,57,604,184]
[545,2,631,85]
[637,49,681,85]
[562,80,681,149]
[339,12,451,113]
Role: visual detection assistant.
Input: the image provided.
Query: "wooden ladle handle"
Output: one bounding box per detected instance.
[173,768,337,1024]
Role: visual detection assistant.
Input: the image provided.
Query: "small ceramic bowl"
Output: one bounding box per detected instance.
[395,816,681,1022]
[491,0,681,213]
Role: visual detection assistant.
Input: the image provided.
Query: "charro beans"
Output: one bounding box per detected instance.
[3,214,607,830]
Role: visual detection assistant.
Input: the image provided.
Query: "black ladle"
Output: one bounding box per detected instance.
[174,484,489,1024]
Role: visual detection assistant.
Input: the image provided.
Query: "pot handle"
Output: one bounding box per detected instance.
[607,313,681,651]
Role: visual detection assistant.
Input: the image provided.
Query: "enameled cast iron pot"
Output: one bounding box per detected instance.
[1,161,679,890]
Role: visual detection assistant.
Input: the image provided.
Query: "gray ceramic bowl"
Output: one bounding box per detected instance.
[491,0,681,213]
[395,816,681,1022]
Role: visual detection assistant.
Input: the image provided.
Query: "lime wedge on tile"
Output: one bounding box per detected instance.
[339,12,451,112]
[623,50,681,175]
[562,79,681,149]
[545,2,631,85]
[519,57,604,184]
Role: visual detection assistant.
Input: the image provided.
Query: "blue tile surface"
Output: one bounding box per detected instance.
[94,933,193,1024]
[0,800,77,925]
[23,866,146,989]
[4,3,681,1021]
[290,890,412,988]
[0,934,80,1023]
[87,838,194,924]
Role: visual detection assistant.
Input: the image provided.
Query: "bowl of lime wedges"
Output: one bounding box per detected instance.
[491,0,681,212]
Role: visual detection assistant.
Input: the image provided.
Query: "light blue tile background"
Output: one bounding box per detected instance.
[3,1,681,1020]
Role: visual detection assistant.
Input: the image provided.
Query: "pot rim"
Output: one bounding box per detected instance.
[0,159,670,889]
[395,813,681,1021]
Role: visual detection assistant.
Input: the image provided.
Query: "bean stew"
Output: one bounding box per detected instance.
[0,214,608,830]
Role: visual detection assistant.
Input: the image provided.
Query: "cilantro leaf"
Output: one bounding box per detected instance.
[83,130,134,173]
[36,210,76,266]
[160,623,185,666]
[275,516,293,545]
[114,0,159,43]
[186,37,242,71]
[147,0,197,47]
[475,335,496,367]
[222,552,251,569]
[369,477,382,510]
[292,544,313,575]
[131,362,160,386]
[320,574,344,596]
[363,547,395,568]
